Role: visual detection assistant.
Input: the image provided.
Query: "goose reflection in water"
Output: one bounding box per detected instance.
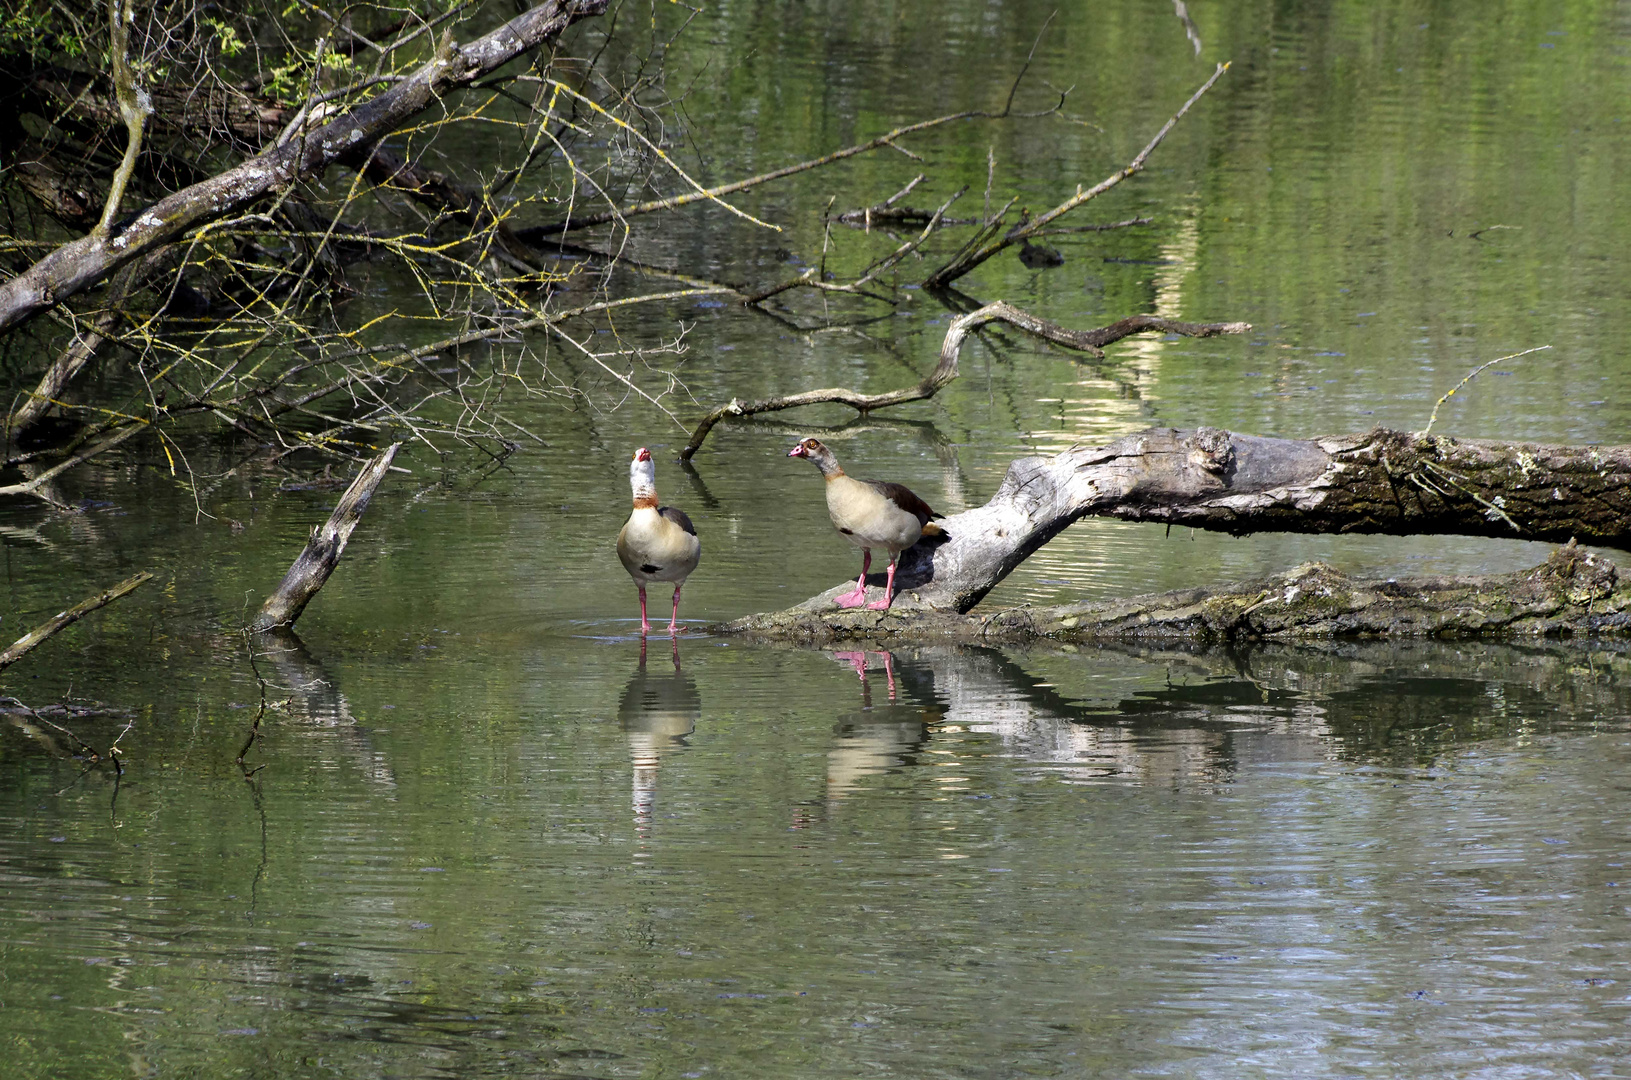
[618,636,700,832]
[825,649,940,802]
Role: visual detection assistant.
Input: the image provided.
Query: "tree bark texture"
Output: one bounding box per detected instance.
[0,0,608,333]
[250,444,399,632]
[723,544,1628,644]
[722,424,1631,629]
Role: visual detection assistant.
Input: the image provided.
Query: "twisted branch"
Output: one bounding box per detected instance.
[679,301,1250,459]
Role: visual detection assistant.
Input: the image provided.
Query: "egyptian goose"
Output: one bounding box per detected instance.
[617,447,701,634]
[787,437,943,610]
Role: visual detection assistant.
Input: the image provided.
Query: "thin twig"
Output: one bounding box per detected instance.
[924,63,1230,288]
[528,78,1064,236]
[1418,345,1552,437]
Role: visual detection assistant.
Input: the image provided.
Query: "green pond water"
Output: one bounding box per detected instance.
[5,0,1631,1076]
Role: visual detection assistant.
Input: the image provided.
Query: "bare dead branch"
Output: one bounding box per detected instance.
[8,260,147,438]
[680,300,1249,459]
[527,92,1059,237]
[0,572,153,672]
[0,0,610,333]
[0,422,147,505]
[741,187,967,305]
[923,63,1230,289]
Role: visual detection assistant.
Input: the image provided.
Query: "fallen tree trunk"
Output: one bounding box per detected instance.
[733,422,1631,620]
[724,543,1630,644]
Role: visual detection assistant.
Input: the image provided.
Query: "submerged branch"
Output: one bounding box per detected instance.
[0,422,147,506]
[924,63,1229,288]
[0,572,153,672]
[528,46,1066,238]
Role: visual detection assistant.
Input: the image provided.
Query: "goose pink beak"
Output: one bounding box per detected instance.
[787,444,806,458]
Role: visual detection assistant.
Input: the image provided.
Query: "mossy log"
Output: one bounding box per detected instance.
[722,544,1630,644]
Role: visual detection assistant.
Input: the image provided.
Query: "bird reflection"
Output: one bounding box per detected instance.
[618,636,700,834]
[825,649,935,802]
[833,649,897,704]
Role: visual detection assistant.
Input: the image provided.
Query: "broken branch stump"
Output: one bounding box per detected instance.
[250,444,400,632]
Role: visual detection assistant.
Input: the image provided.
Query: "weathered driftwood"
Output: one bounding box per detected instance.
[0,571,153,671]
[723,544,1629,644]
[680,302,1250,458]
[0,0,609,332]
[250,444,399,632]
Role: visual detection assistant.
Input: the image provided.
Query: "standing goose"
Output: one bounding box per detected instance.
[787,437,944,610]
[617,447,701,635]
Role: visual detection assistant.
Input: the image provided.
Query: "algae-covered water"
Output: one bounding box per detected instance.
[4,1,1631,1076]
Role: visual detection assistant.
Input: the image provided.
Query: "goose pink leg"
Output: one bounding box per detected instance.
[668,585,683,635]
[637,584,650,635]
[834,550,871,608]
[866,557,898,610]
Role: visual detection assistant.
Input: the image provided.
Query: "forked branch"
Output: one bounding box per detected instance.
[679,301,1250,459]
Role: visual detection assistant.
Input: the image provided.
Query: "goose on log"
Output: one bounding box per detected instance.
[788,437,945,611]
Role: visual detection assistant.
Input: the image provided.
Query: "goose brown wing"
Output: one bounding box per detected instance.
[860,479,939,526]
[658,505,697,536]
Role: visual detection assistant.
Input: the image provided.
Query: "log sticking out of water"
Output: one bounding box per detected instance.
[723,543,1630,644]
[0,571,154,672]
[250,444,400,632]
